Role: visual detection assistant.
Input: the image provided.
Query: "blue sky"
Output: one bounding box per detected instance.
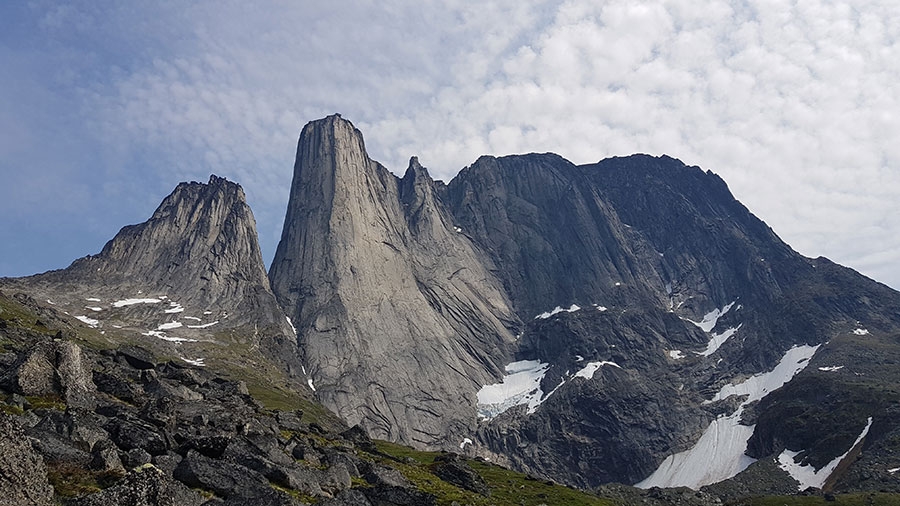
[2,1,899,290]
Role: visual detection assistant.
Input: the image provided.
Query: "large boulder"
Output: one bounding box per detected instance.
[0,414,55,506]
[55,341,97,409]
[173,450,270,498]
[69,465,206,506]
[0,341,96,410]
[431,453,489,496]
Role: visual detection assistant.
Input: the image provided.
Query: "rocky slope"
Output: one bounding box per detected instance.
[269,115,518,448]
[0,291,622,505]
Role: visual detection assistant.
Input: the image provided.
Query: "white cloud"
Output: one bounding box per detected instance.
[1,0,899,290]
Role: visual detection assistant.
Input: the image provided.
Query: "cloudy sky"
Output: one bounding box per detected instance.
[2,1,898,290]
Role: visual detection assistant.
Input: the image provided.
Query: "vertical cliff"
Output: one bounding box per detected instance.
[269,115,517,447]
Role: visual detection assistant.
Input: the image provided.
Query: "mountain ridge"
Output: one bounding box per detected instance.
[3,114,900,502]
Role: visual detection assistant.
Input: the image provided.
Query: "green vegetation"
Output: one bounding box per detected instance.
[25,394,66,411]
[0,293,57,337]
[371,440,613,506]
[203,327,344,430]
[46,462,122,498]
[733,493,900,506]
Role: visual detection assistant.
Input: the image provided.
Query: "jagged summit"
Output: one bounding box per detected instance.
[3,173,301,375]
[65,173,267,309]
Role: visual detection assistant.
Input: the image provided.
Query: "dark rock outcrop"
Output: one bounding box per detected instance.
[1,340,96,410]
[431,453,489,496]
[69,466,205,506]
[0,414,55,506]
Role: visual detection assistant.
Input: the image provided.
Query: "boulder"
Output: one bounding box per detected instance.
[0,414,55,506]
[90,439,126,475]
[55,341,97,409]
[106,418,168,456]
[320,489,372,506]
[362,484,437,506]
[431,454,489,496]
[173,450,270,498]
[359,461,411,488]
[69,465,206,506]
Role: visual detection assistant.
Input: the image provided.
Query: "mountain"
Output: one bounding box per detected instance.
[268,115,518,447]
[447,152,900,490]
[3,114,900,502]
[1,174,303,381]
[269,115,900,494]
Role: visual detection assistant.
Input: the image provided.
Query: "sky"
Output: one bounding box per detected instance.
[1,1,898,290]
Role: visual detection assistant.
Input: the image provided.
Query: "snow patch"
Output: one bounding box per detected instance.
[535,304,581,320]
[113,298,162,307]
[889,467,900,474]
[596,305,608,312]
[778,417,873,490]
[203,311,213,315]
[46,299,55,305]
[574,361,621,380]
[818,366,844,372]
[85,297,101,302]
[453,226,463,233]
[182,357,206,367]
[686,301,736,333]
[75,315,99,327]
[637,344,820,490]
[574,355,584,362]
[157,321,183,330]
[286,316,297,336]
[459,438,473,450]
[476,360,550,420]
[307,378,316,392]
[85,306,103,312]
[187,321,219,329]
[853,328,869,335]
[668,350,685,360]
[698,324,743,356]
[705,345,820,406]
[183,316,202,322]
[142,330,196,343]
[165,302,185,314]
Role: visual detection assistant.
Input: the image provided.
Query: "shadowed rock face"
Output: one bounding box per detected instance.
[269,115,518,448]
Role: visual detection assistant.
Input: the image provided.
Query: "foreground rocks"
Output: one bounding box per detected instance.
[0,300,507,505]
[0,414,55,506]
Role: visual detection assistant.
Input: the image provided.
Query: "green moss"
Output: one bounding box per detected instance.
[25,394,66,411]
[270,482,317,504]
[47,462,122,498]
[0,294,57,337]
[1,403,24,416]
[734,493,900,506]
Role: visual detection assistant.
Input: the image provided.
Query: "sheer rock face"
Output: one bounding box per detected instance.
[269,115,517,447]
[4,175,300,375]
